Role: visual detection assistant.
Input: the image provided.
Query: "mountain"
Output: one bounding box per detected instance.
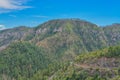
[0,19,120,53]
[0,19,120,79]
[0,26,33,50]
[1,19,120,59]
[44,45,120,80]
[33,19,106,53]
[0,41,50,79]
[103,23,120,46]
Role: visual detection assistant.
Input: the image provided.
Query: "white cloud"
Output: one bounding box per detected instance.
[0,0,31,13]
[0,25,7,30]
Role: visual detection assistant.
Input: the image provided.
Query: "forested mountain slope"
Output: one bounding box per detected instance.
[0,41,50,80]
[0,27,33,50]
[0,19,120,80]
[46,46,120,80]
[1,19,120,52]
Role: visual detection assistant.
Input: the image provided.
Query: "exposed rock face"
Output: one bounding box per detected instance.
[0,27,33,50]
[103,24,120,46]
[1,19,120,80]
[0,19,120,53]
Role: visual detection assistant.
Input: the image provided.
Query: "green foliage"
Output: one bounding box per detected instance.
[107,46,120,57]
[76,45,120,63]
[30,62,70,80]
[0,41,50,79]
[50,45,120,80]
[1,19,120,80]
[75,49,107,63]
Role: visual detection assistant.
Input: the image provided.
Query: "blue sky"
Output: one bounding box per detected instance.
[0,0,120,29]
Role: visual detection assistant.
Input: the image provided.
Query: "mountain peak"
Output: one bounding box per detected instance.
[43,18,97,26]
[36,18,98,31]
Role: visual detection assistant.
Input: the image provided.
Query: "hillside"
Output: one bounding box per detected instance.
[0,41,50,80]
[103,23,120,46]
[0,26,33,50]
[32,19,107,60]
[0,19,120,80]
[46,46,120,80]
[1,42,120,80]
[1,19,120,60]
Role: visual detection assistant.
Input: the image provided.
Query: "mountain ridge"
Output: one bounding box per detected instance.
[0,19,120,54]
[1,18,120,80]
